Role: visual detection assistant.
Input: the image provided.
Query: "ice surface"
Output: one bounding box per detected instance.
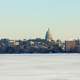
[0,54,80,80]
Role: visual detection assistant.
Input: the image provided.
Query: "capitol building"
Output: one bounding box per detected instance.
[45,28,53,41]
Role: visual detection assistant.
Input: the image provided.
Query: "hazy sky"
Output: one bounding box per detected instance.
[0,0,80,40]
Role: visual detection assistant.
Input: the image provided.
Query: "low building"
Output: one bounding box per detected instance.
[75,40,80,53]
[65,40,80,53]
[65,40,77,52]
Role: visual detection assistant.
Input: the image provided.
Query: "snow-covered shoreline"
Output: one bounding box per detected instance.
[0,53,80,80]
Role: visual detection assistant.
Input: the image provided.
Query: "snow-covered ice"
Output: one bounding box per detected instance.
[0,54,80,80]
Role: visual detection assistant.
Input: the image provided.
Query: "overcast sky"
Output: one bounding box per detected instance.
[0,0,80,40]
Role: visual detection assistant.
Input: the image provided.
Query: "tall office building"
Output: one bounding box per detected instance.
[45,28,53,41]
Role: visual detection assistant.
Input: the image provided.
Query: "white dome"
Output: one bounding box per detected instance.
[45,28,53,41]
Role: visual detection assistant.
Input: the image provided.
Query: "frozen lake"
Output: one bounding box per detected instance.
[0,54,80,80]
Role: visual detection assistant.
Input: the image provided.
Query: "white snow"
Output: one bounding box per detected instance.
[0,54,80,80]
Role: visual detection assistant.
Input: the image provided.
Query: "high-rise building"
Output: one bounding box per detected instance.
[45,28,53,41]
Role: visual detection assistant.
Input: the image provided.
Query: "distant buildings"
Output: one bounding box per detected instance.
[0,29,80,53]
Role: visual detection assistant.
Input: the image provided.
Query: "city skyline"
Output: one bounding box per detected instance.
[0,0,80,40]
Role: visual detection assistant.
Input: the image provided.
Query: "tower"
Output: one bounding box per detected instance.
[45,28,53,41]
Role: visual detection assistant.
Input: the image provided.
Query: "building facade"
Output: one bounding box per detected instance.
[65,40,80,53]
